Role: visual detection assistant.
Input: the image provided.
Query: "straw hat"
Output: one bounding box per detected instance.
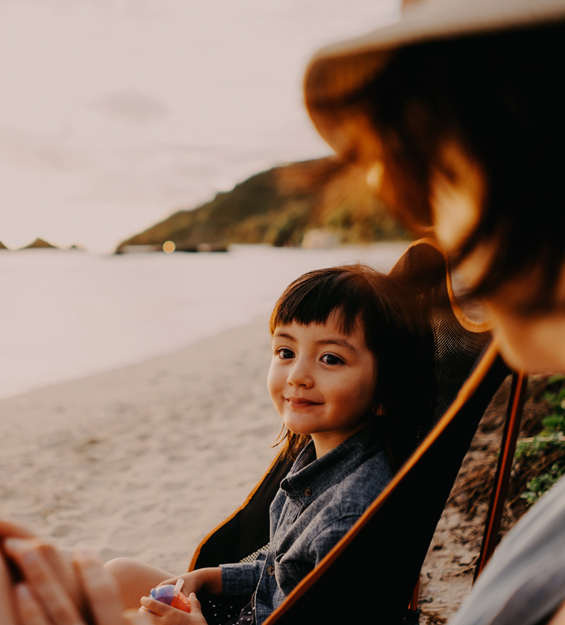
[304,0,565,157]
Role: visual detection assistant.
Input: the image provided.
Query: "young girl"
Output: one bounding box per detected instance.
[106,263,433,625]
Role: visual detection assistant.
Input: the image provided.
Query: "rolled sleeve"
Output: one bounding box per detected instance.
[220,555,266,597]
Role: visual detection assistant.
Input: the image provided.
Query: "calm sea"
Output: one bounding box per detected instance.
[0,243,408,399]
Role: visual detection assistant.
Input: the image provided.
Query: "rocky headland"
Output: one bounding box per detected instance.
[115,157,408,253]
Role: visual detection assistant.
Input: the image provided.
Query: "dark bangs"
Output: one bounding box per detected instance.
[270,265,377,345]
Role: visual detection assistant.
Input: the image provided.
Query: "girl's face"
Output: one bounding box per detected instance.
[267,313,377,458]
[430,138,565,373]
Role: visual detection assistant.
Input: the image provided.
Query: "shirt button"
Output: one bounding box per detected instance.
[304,488,312,497]
[267,565,275,576]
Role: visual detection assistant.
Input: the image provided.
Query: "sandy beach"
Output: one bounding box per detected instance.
[0,315,280,573]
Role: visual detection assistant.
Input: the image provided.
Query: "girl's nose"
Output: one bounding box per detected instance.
[287,359,313,388]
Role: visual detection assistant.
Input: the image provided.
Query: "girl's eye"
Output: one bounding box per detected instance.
[277,348,294,360]
[321,353,344,366]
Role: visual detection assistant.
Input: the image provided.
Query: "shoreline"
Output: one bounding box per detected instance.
[0,315,280,572]
[0,242,410,401]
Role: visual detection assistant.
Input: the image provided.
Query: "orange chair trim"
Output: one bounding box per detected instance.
[474,370,528,580]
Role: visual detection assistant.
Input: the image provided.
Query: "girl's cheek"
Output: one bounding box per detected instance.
[267,363,283,399]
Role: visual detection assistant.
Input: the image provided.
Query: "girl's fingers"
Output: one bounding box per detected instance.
[140,596,167,616]
[4,538,84,625]
[0,552,19,625]
[188,593,202,615]
[14,583,51,625]
[73,549,125,625]
[139,595,203,624]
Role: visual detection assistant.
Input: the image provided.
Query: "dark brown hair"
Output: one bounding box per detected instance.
[340,22,565,314]
[270,264,434,467]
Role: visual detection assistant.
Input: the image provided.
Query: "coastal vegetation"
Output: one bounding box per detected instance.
[514,376,565,506]
[115,157,408,253]
[449,374,565,535]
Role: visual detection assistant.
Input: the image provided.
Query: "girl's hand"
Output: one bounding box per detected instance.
[140,592,208,625]
[157,573,202,599]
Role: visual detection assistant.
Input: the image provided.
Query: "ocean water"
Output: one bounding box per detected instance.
[0,243,408,399]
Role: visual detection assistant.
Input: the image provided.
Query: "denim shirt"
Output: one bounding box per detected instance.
[220,426,393,625]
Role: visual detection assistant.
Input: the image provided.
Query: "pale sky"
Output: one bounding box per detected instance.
[0,0,399,252]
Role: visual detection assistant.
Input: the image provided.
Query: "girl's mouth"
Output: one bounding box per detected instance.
[285,397,323,408]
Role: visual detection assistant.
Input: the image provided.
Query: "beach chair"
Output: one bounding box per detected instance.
[189,238,523,624]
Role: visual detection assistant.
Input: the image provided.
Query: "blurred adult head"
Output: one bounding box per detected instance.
[304,0,565,372]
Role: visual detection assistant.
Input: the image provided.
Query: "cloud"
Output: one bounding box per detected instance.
[71,142,250,209]
[0,123,275,213]
[0,0,113,9]
[87,88,171,127]
[0,125,91,174]
[0,0,163,18]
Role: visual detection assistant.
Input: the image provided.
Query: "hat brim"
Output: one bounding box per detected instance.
[305,0,565,156]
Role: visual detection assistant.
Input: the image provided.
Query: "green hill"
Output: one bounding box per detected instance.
[116,157,408,253]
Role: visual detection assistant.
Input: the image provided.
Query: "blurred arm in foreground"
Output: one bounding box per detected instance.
[0,519,150,625]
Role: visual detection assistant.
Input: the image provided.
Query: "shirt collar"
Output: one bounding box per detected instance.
[280,425,386,503]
